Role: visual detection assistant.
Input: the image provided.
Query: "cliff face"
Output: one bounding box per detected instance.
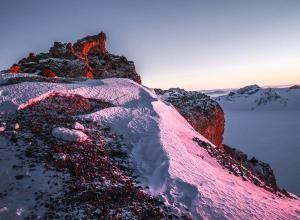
[6,32,141,83]
[155,88,225,149]
[155,88,283,193]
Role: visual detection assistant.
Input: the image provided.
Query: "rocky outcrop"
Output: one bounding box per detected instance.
[72,32,108,59]
[8,64,22,73]
[222,144,279,192]
[193,138,291,197]
[155,88,225,149]
[5,32,141,83]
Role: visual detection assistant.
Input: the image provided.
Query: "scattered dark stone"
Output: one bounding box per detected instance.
[0,91,174,219]
[15,175,25,180]
[193,137,293,198]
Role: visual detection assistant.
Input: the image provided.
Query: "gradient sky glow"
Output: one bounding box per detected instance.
[1,0,300,90]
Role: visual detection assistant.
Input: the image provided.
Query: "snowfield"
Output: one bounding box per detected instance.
[0,74,300,219]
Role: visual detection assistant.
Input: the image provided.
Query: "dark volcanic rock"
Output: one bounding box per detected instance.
[193,138,292,198]
[4,32,141,83]
[155,88,225,149]
[49,42,75,59]
[222,144,278,190]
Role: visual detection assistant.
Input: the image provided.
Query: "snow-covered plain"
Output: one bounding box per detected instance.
[215,87,300,197]
[0,74,300,219]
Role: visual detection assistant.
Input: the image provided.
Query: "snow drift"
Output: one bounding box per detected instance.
[0,74,300,219]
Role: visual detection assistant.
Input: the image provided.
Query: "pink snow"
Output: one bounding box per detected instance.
[0,74,299,219]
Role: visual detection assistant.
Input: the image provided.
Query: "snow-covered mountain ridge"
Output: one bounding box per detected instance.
[0,33,299,219]
[215,84,300,111]
[0,74,299,219]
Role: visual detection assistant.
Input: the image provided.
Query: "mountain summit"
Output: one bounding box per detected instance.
[0,33,299,219]
[5,32,141,83]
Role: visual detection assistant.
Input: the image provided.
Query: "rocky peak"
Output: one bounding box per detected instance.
[73,32,107,59]
[236,84,261,95]
[5,32,141,83]
[49,42,75,59]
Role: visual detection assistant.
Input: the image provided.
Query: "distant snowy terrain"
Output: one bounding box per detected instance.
[1,76,300,219]
[214,85,300,196]
[215,85,300,111]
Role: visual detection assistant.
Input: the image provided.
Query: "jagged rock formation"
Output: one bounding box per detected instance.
[5,32,141,83]
[222,144,283,194]
[155,88,225,149]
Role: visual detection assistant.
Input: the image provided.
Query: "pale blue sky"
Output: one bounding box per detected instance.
[1,0,300,89]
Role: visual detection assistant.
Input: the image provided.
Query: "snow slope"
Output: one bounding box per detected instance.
[0,74,300,219]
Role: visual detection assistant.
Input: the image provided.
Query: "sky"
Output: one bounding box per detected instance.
[0,0,300,90]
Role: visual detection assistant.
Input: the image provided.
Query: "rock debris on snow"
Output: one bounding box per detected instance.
[0,74,299,219]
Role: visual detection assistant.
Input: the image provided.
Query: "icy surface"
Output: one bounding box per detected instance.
[52,127,88,142]
[0,74,300,219]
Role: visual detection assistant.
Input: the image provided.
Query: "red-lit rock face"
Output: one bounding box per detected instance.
[189,106,224,148]
[155,88,225,149]
[5,32,141,83]
[9,64,22,73]
[86,71,94,79]
[41,69,56,78]
[73,32,107,59]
